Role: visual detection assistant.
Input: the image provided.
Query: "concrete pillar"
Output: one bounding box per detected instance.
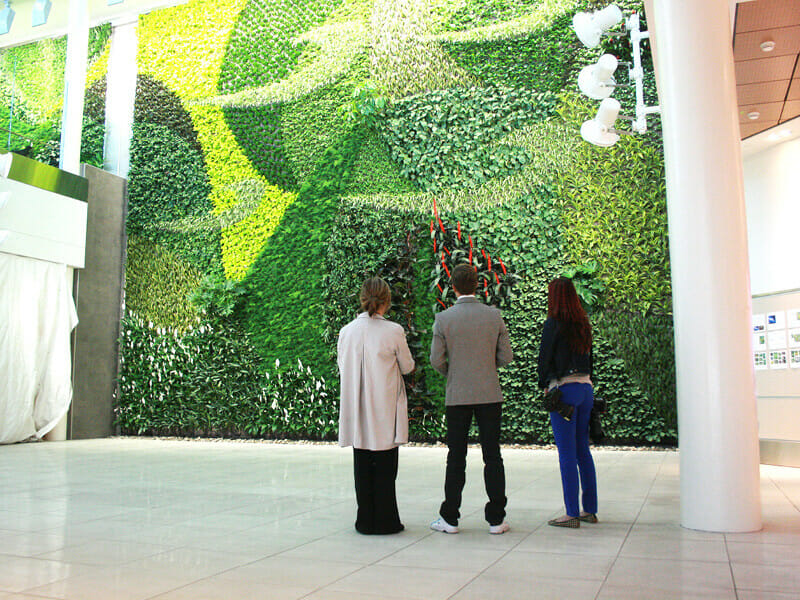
[59,0,89,175]
[103,19,138,178]
[649,0,762,531]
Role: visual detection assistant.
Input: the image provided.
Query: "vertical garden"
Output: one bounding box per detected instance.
[0,0,676,444]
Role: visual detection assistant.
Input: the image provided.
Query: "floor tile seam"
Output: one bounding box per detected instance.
[292,531,445,600]
[438,515,542,600]
[592,449,668,600]
[770,474,800,513]
[724,533,743,600]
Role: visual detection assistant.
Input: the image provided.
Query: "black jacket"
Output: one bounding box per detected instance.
[536,317,593,389]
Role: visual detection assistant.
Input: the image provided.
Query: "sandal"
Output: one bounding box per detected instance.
[548,516,580,528]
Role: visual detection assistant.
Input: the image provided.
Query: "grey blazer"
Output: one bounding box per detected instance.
[430,296,513,406]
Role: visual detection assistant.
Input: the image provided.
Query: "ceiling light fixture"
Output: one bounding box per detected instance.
[31,0,51,26]
[0,1,14,35]
[107,0,124,5]
[760,40,776,52]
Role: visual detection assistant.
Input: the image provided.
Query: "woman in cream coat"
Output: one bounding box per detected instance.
[338,277,415,534]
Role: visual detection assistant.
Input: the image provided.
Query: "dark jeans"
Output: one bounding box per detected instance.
[353,447,403,535]
[440,402,507,526]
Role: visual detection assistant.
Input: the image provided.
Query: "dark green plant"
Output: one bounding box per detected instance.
[218,0,344,94]
[188,274,248,322]
[223,103,298,190]
[375,86,557,191]
[561,260,605,312]
[342,82,389,128]
[429,203,519,311]
[442,14,588,94]
[127,121,222,276]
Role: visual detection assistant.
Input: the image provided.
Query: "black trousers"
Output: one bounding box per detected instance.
[440,402,507,526]
[353,447,403,535]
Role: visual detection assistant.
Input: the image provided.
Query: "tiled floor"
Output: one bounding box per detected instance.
[1,439,799,600]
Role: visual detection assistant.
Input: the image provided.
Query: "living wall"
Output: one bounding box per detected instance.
[1,0,676,444]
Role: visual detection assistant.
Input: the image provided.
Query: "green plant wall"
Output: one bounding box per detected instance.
[1,0,676,444]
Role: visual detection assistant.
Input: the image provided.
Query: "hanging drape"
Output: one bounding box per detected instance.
[0,253,78,444]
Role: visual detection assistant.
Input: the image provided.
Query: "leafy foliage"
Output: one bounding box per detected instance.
[241,120,367,376]
[116,315,336,439]
[127,122,223,276]
[218,0,344,94]
[223,103,298,190]
[556,92,670,315]
[123,236,202,331]
[442,0,554,31]
[376,86,557,191]
[442,13,588,93]
[109,0,675,445]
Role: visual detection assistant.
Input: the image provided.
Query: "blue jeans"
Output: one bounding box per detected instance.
[549,383,598,517]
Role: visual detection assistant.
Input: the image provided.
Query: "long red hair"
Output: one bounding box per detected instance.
[547,278,592,354]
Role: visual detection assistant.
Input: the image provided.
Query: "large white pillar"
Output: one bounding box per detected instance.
[59,0,89,175]
[103,19,138,177]
[649,0,761,531]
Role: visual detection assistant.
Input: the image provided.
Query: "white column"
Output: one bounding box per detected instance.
[59,0,89,175]
[650,0,761,531]
[103,19,139,177]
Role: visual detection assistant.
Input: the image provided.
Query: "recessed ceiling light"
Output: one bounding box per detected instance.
[747,111,760,120]
[760,40,776,52]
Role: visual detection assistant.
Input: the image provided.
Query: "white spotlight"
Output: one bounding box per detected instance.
[573,4,623,48]
[0,1,14,35]
[32,0,51,27]
[108,0,124,5]
[578,54,619,99]
[580,98,621,147]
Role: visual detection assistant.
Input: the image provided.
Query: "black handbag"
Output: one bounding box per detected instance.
[542,386,574,421]
[589,396,606,443]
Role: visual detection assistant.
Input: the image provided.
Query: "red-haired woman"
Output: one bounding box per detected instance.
[537,277,598,528]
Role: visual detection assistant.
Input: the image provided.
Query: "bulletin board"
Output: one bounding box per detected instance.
[752,289,800,397]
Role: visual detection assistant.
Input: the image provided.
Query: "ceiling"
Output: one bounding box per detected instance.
[0,0,189,49]
[734,0,800,138]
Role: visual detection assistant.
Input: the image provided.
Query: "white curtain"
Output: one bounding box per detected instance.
[0,253,78,444]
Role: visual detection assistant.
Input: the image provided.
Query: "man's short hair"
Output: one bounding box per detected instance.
[452,263,477,295]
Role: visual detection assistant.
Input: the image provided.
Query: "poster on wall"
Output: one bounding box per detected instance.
[769,350,788,369]
[788,308,800,328]
[767,311,786,331]
[791,349,800,369]
[753,314,766,332]
[754,352,768,370]
[753,332,767,350]
[768,330,787,350]
[789,328,800,349]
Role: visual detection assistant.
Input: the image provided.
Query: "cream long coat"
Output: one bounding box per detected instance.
[337,312,415,450]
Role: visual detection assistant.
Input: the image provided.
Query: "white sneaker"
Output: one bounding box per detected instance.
[430,517,459,534]
[489,521,510,535]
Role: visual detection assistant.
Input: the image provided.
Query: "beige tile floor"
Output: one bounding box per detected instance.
[0,438,798,599]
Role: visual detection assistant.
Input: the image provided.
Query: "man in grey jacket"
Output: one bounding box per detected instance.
[430,263,514,534]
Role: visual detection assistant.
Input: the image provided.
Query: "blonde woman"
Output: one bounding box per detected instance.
[338,277,415,534]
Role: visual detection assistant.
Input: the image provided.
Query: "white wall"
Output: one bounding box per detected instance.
[743,139,800,447]
[743,138,800,296]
